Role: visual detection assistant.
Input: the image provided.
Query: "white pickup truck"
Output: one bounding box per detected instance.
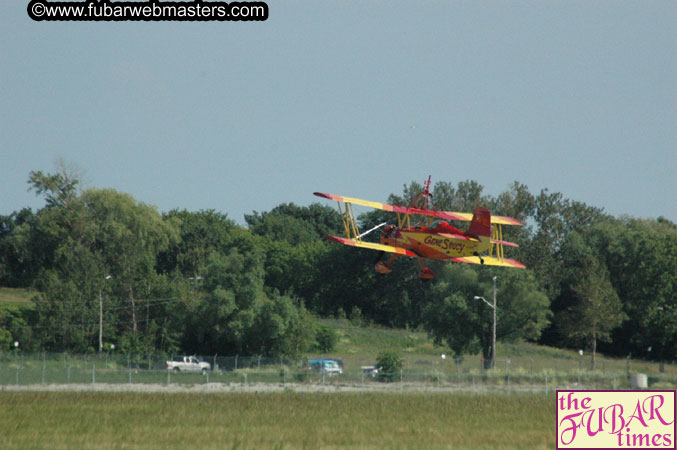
[166,356,211,373]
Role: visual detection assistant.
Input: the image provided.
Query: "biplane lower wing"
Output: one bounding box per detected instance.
[452,256,526,269]
[326,236,417,257]
[490,238,519,248]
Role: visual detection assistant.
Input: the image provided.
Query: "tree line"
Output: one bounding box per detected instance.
[1,168,675,366]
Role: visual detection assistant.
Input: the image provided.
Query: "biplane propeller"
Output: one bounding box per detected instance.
[314,177,525,280]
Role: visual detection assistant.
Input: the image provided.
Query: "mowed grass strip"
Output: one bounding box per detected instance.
[0,287,37,304]
[0,391,554,449]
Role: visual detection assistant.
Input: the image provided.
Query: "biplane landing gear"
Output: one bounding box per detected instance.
[375,261,392,274]
[474,252,485,265]
[417,258,435,281]
[375,254,398,275]
[419,267,435,281]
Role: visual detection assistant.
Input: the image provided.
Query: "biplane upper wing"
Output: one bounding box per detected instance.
[313,192,523,225]
[326,236,417,257]
[452,256,526,269]
[440,212,523,226]
[314,192,477,221]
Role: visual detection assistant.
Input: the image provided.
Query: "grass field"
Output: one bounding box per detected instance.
[0,287,36,304]
[321,319,677,379]
[0,391,555,449]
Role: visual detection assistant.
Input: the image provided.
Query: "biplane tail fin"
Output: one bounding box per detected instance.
[466,207,491,238]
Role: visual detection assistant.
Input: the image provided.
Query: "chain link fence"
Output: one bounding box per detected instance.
[2,351,677,390]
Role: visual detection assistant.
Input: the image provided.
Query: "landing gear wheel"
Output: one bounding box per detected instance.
[419,267,435,281]
[375,261,393,274]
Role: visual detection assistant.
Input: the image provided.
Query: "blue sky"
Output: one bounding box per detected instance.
[2,1,675,224]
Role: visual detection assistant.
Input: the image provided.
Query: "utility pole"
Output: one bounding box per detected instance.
[492,276,497,370]
[99,275,112,353]
[99,289,103,353]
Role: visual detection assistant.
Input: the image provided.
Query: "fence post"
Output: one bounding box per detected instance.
[92,364,96,384]
[42,364,46,385]
[15,367,19,385]
[67,366,71,384]
[235,355,238,371]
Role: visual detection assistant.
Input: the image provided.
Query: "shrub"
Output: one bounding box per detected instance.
[294,370,309,382]
[350,306,363,326]
[315,326,337,353]
[376,351,403,382]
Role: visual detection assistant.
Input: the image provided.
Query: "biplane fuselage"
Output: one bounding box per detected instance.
[381,227,490,261]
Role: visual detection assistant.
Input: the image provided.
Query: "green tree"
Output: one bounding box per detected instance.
[422,265,550,362]
[180,229,315,357]
[524,189,608,302]
[245,203,342,245]
[0,328,11,351]
[157,209,234,278]
[558,242,625,369]
[83,188,179,336]
[580,219,676,360]
[0,208,38,287]
[34,272,98,351]
[0,305,37,352]
[26,168,180,352]
[27,166,79,209]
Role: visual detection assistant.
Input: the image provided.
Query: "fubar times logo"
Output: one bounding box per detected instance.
[557,390,676,449]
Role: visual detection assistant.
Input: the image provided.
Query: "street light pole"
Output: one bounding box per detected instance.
[99,289,103,353]
[474,275,498,370]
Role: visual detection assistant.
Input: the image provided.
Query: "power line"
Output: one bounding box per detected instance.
[23,296,181,314]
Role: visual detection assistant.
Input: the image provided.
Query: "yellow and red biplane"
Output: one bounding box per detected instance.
[314,178,525,280]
